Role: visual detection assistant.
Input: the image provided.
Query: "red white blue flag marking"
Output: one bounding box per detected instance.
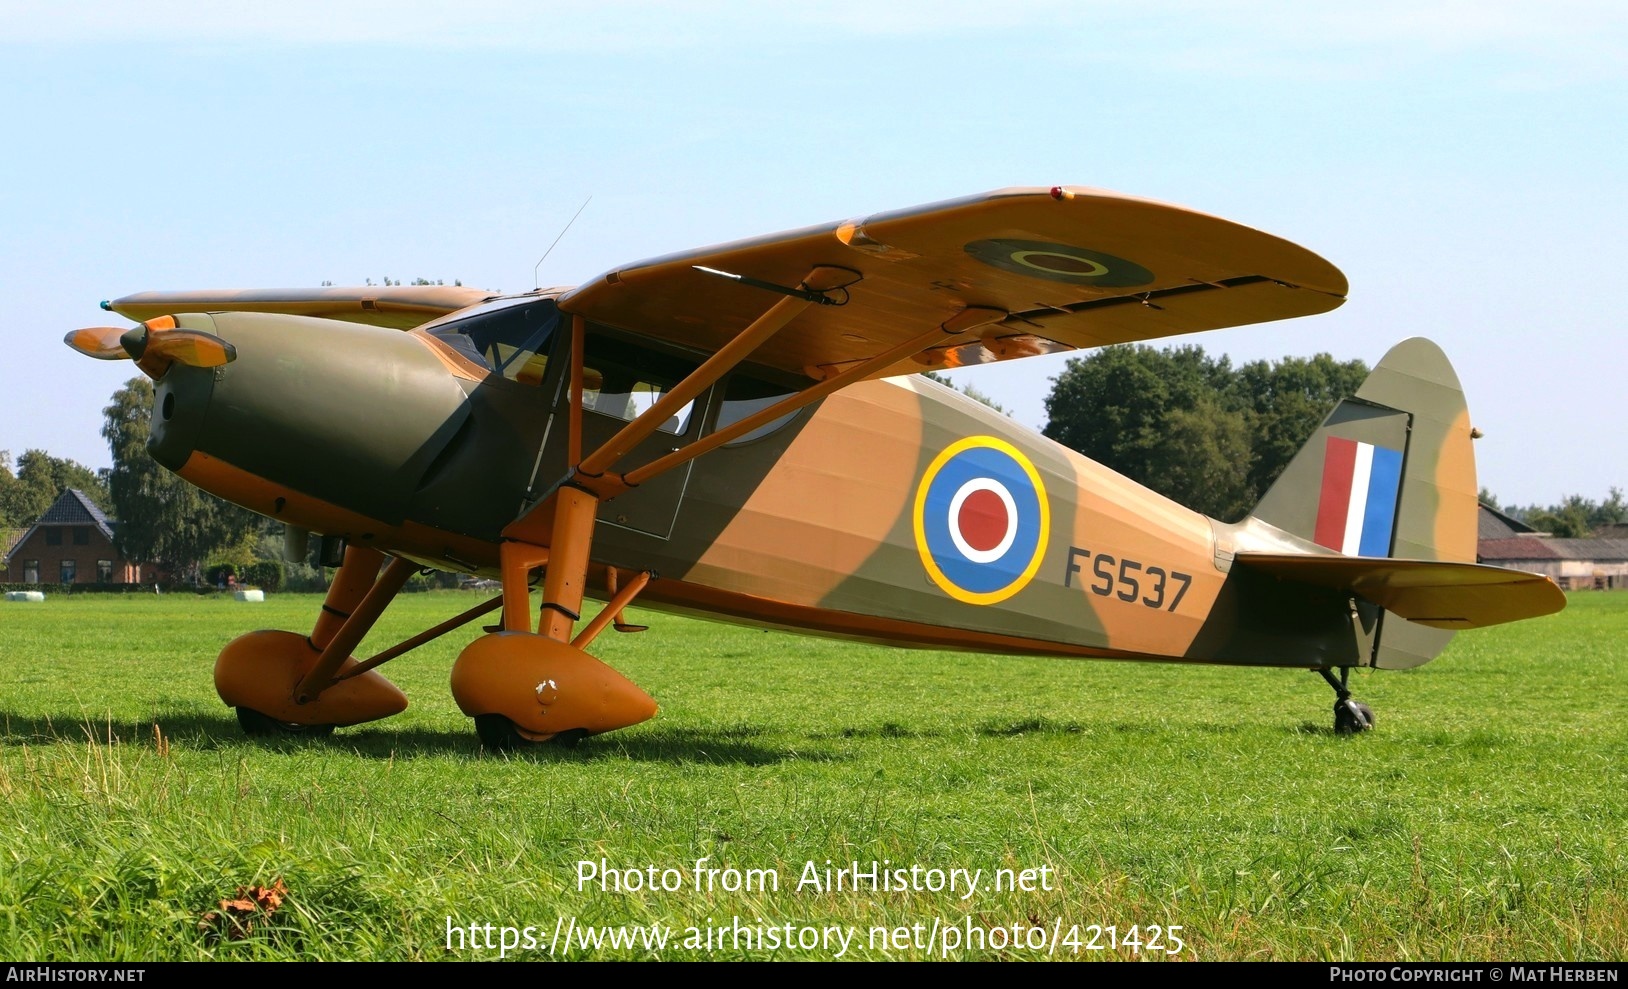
[1314,437,1403,557]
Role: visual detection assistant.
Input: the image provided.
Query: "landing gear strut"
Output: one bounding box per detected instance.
[1316,666,1375,734]
[451,284,991,750]
[215,546,413,734]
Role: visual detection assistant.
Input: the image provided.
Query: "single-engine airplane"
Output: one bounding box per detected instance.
[65,186,1564,747]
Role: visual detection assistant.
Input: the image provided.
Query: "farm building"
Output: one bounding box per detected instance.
[2,489,143,585]
[1477,503,1628,591]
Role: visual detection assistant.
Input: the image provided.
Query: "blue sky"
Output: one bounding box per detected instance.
[3,1,1623,507]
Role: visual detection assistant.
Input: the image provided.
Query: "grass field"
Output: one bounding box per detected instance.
[0,590,1623,961]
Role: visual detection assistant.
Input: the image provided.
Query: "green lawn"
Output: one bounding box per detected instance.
[0,590,1623,960]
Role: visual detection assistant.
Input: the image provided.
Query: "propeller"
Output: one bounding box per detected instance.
[63,316,236,375]
[63,325,130,360]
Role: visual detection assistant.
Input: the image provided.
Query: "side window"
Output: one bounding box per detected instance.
[715,374,799,446]
[23,560,39,584]
[60,560,76,584]
[585,379,695,435]
[581,334,699,436]
[46,528,62,546]
[73,528,89,546]
[97,560,114,583]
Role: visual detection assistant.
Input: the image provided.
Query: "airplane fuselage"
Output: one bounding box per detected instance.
[149,296,1366,672]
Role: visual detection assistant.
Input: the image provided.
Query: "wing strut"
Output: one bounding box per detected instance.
[576,289,814,479]
[619,305,1006,490]
[500,269,1004,645]
[441,269,1008,742]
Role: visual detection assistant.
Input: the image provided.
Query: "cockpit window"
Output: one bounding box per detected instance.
[715,374,799,446]
[427,297,559,385]
[581,334,699,435]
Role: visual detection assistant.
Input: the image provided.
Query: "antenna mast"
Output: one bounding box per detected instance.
[534,196,592,290]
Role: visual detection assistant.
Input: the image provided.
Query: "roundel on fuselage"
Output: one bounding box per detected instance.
[913,436,1050,605]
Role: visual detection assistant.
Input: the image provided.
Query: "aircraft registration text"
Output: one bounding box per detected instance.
[1063,547,1192,612]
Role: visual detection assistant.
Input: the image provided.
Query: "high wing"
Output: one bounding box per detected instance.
[559,186,1348,380]
[106,285,493,331]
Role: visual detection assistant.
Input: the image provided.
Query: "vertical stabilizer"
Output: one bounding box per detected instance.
[1247,338,1479,668]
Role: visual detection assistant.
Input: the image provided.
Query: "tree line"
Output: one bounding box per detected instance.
[1042,345,1371,521]
[0,450,109,531]
[1482,488,1627,538]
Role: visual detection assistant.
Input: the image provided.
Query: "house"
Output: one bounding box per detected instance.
[1478,502,1542,540]
[1476,503,1628,591]
[2,489,143,585]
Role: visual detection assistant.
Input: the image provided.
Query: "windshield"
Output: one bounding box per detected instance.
[426,297,560,384]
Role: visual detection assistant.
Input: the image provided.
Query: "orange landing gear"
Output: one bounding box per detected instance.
[216,544,418,735]
[450,633,656,749]
[448,532,658,748]
[215,532,654,746]
[216,630,407,733]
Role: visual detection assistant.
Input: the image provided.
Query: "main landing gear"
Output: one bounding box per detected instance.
[213,541,659,749]
[214,545,414,735]
[1316,666,1375,734]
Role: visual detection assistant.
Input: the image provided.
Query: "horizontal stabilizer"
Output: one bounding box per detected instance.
[1234,553,1565,629]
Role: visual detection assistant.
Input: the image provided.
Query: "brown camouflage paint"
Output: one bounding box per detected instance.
[1434,407,1478,563]
[686,375,923,605]
[559,187,1347,382]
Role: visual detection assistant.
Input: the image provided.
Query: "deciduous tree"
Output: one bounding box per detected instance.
[1041,345,1369,521]
[1228,353,1369,503]
[0,448,109,527]
[1042,345,1252,518]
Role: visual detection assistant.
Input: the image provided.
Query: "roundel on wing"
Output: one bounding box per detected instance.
[963,238,1155,288]
[913,436,1050,605]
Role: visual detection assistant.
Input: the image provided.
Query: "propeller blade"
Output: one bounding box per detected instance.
[65,318,236,372]
[63,326,132,360]
[137,327,237,368]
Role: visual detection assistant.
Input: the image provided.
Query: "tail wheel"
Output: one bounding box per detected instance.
[236,706,336,737]
[1319,667,1375,735]
[1333,698,1375,734]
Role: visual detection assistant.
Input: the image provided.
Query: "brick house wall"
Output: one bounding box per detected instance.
[2,489,143,585]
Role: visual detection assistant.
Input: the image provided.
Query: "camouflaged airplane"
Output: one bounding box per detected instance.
[65,186,1564,747]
